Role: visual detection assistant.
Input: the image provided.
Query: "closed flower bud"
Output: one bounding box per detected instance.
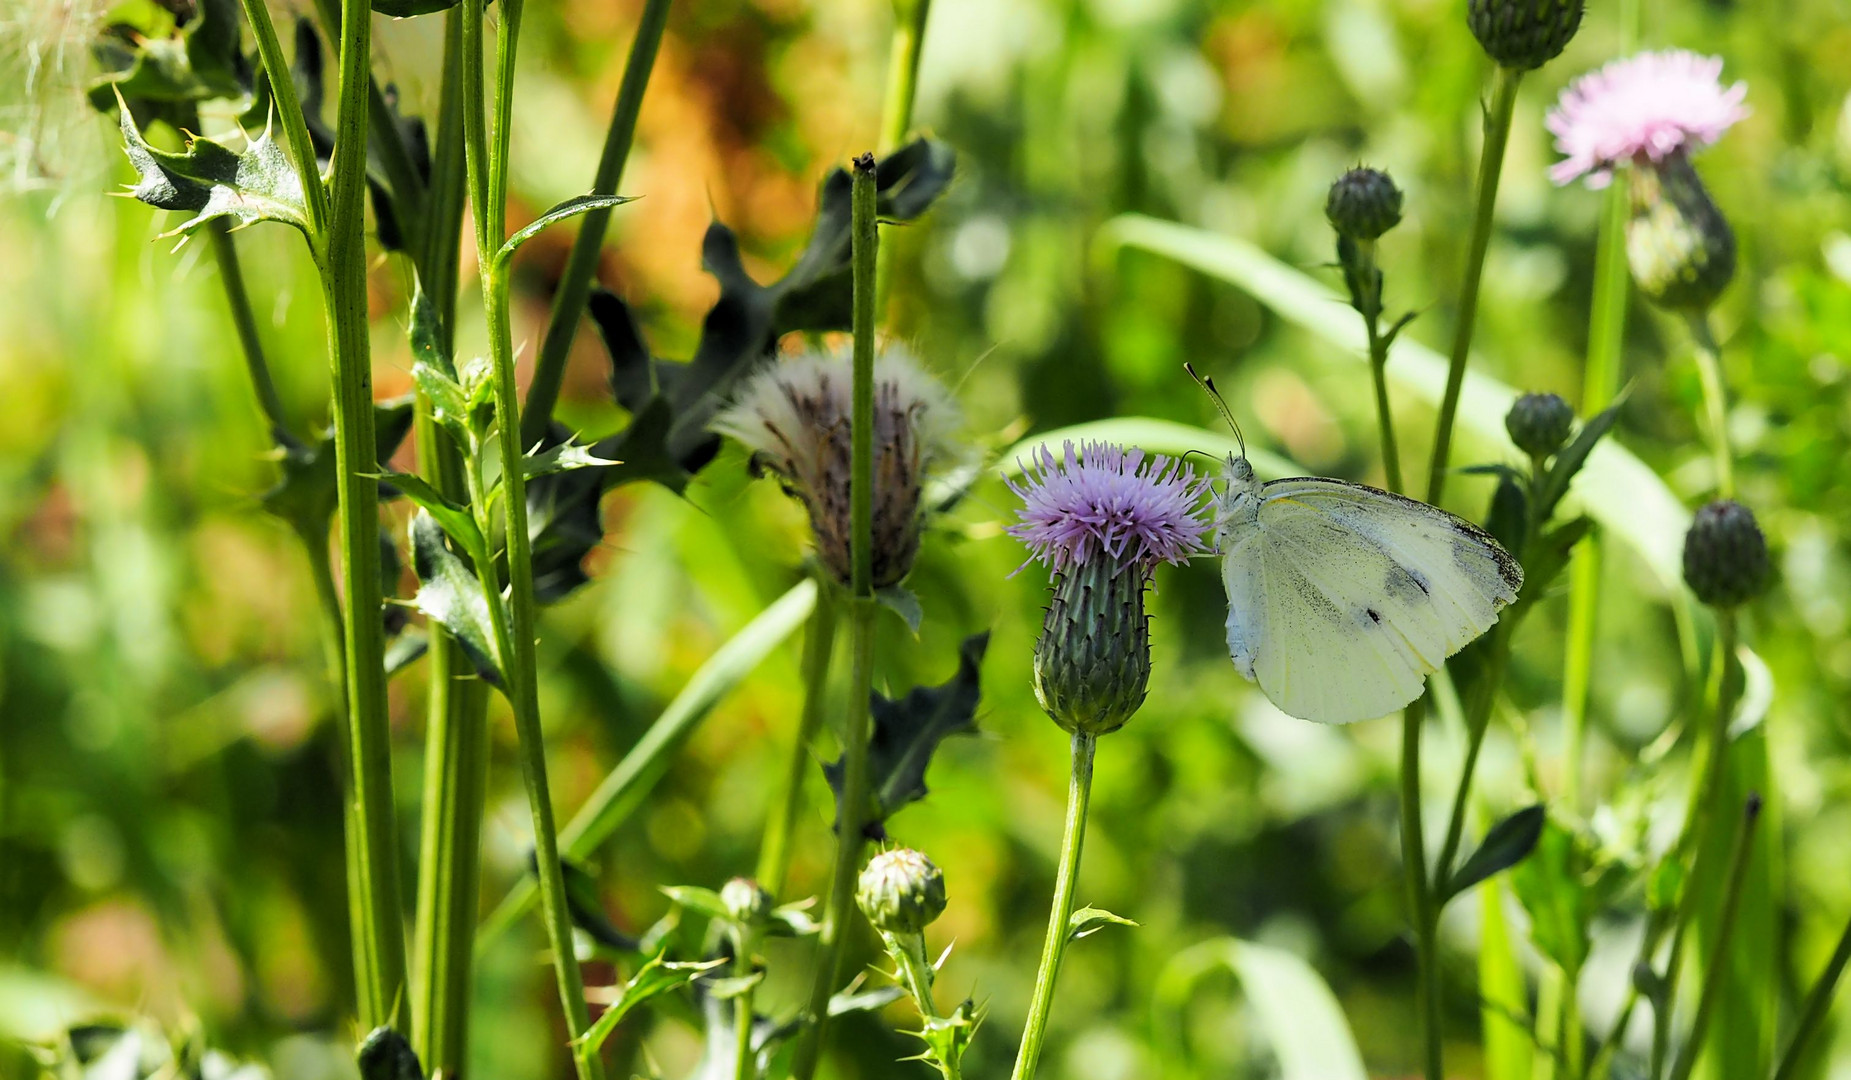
[716,348,960,589]
[720,877,773,927]
[1468,0,1584,71]
[1627,152,1736,312]
[1682,499,1770,609]
[1325,167,1403,242]
[1505,392,1575,457]
[857,848,947,936]
[1035,558,1151,736]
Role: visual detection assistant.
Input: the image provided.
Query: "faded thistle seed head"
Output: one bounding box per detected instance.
[1325,167,1403,242]
[1468,0,1584,71]
[1007,442,1211,736]
[716,348,960,589]
[857,848,947,937]
[1682,500,1770,609]
[721,877,773,927]
[1626,152,1736,312]
[1506,393,1576,457]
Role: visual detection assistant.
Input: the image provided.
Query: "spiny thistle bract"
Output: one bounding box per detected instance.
[715,348,960,589]
[857,848,948,937]
[1506,392,1576,457]
[1468,0,1584,71]
[1683,500,1771,609]
[1547,51,1747,310]
[1007,442,1211,736]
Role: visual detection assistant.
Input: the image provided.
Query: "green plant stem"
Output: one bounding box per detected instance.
[408,12,486,1073]
[1427,64,1522,505]
[1366,325,1403,494]
[460,0,603,1073]
[236,0,327,237]
[1010,732,1098,1080]
[1773,909,1851,1080]
[208,224,292,439]
[733,932,759,1080]
[1665,796,1762,1080]
[790,154,881,1080]
[1400,700,1443,1080]
[757,578,838,898]
[521,0,673,445]
[1433,628,1513,890]
[873,0,932,311]
[1650,612,1739,1080]
[308,0,425,252]
[890,931,964,1080]
[1688,314,1733,499]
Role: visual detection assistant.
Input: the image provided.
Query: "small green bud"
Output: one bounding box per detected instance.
[1034,558,1151,736]
[1325,167,1403,242]
[857,848,947,936]
[1682,500,1770,609]
[1468,0,1584,71]
[1627,153,1736,312]
[1505,393,1576,457]
[720,877,773,927]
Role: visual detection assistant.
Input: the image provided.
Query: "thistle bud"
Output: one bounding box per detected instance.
[1627,153,1736,312]
[1468,0,1584,72]
[716,348,960,588]
[1034,559,1150,736]
[1682,499,1770,609]
[720,877,773,927]
[1325,167,1403,242]
[857,848,947,937]
[1505,393,1575,457]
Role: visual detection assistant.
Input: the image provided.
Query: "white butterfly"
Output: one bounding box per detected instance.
[1191,368,1523,724]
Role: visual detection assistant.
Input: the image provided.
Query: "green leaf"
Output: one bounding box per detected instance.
[1153,938,1367,1080]
[824,631,987,833]
[915,1000,981,1075]
[356,1028,422,1080]
[88,0,249,125]
[874,583,922,634]
[1482,470,1528,558]
[574,952,725,1059]
[116,100,310,238]
[1536,401,1623,524]
[1097,215,1690,591]
[1443,804,1546,902]
[768,900,820,938]
[660,885,733,924]
[494,194,634,274]
[383,627,428,678]
[559,858,637,953]
[703,972,764,1000]
[407,512,501,685]
[1509,817,1599,972]
[377,473,490,569]
[1067,906,1138,945]
[523,441,620,480]
[260,400,416,539]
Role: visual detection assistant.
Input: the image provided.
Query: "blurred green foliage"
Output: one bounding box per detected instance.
[4,0,1851,1077]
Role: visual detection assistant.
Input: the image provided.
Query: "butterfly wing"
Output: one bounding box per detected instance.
[1222,477,1522,724]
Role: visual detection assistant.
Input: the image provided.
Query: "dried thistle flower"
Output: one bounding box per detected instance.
[717,348,959,588]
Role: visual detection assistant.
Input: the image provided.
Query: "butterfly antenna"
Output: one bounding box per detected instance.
[1184,363,1246,458]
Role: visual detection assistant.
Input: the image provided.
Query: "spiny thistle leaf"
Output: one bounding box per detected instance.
[825,631,988,834]
[117,102,310,237]
[494,194,634,274]
[1067,906,1139,945]
[575,952,725,1059]
[407,511,501,685]
[88,0,250,129]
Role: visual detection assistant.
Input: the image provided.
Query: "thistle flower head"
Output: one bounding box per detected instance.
[1506,392,1576,457]
[856,848,948,937]
[1006,441,1211,577]
[1683,499,1770,609]
[1547,51,1748,189]
[716,347,960,588]
[1326,167,1403,242]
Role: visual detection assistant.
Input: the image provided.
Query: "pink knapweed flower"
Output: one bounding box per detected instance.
[1547,50,1748,189]
[1006,441,1211,575]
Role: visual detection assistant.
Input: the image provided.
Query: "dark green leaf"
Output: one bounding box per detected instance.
[260,401,415,538]
[558,858,637,953]
[825,631,987,833]
[1443,804,1546,902]
[377,473,490,568]
[87,0,249,124]
[1508,816,1611,972]
[384,627,428,678]
[522,441,619,480]
[116,99,310,237]
[494,194,634,274]
[1514,516,1594,616]
[1067,906,1139,945]
[875,583,923,634]
[408,512,501,685]
[574,952,725,1059]
[1536,401,1623,524]
[356,1029,422,1080]
[1482,471,1528,557]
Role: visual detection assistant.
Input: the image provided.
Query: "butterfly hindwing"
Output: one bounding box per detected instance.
[1222,476,1522,724]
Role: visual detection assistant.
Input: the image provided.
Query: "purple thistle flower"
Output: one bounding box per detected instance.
[1006,441,1211,576]
[1547,50,1748,189]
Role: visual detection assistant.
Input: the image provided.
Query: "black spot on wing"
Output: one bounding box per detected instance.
[1366,607,1382,623]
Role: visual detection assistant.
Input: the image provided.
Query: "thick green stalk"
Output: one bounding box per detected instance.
[308,0,425,251]
[1426,65,1522,505]
[757,579,838,898]
[1665,796,1763,1080]
[1401,700,1442,1080]
[790,155,882,1080]
[1773,909,1851,1080]
[1010,732,1098,1080]
[460,0,603,1073]
[1688,315,1734,499]
[522,0,673,445]
[873,0,932,309]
